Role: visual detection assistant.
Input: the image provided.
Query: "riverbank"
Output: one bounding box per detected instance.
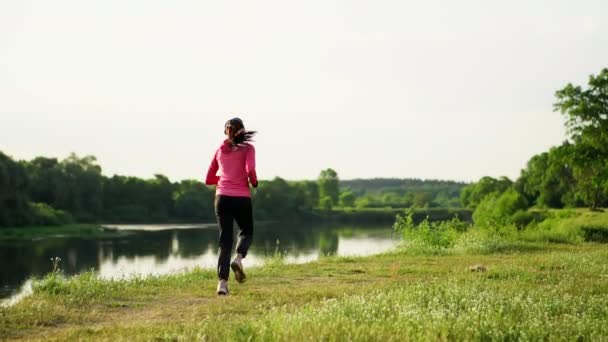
[2,240,607,340]
[0,207,472,240]
[322,207,472,224]
[0,224,133,241]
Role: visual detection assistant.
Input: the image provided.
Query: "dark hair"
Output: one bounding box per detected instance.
[225,117,257,147]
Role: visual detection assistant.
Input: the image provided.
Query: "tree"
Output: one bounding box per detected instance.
[319,196,333,211]
[569,142,608,209]
[472,188,528,229]
[145,174,175,221]
[318,169,339,204]
[253,177,298,218]
[554,68,608,145]
[173,180,214,220]
[516,143,577,208]
[460,176,512,209]
[26,157,61,205]
[339,191,356,207]
[0,152,31,226]
[413,192,432,208]
[554,68,608,209]
[60,154,104,220]
[354,195,373,209]
[293,181,320,211]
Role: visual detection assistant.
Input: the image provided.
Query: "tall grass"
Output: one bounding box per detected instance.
[32,268,216,306]
[518,209,608,243]
[394,208,608,255]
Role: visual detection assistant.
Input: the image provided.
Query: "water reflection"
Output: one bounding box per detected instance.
[0,223,397,301]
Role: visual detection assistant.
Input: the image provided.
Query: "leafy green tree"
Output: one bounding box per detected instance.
[102,175,150,222]
[433,190,461,208]
[516,143,577,208]
[354,195,373,209]
[554,68,608,209]
[378,192,404,208]
[26,157,62,205]
[173,180,214,220]
[293,180,320,211]
[413,192,432,208]
[554,68,608,146]
[318,169,339,204]
[27,153,105,221]
[569,143,608,209]
[460,176,512,209]
[319,196,333,211]
[0,152,31,226]
[339,191,356,207]
[29,202,73,226]
[145,174,175,221]
[472,188,528,229]
[253,177,298,218]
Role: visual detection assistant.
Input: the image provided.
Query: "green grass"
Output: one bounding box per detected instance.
[1,242,608,341]
[521,208,608,243]
[394,208,608,255]
[0,224,131,240]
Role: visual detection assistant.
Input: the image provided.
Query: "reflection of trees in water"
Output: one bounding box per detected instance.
[0,238,99,298]
[174,229,217,257]
[317,231,339,256]
[1,224,391,299]
[252,223,342,256]
[101,230,173,262]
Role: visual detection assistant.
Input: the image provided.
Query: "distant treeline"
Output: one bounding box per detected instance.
[341,178,466,208]
[0,153,466,227]
[461,67,608,229]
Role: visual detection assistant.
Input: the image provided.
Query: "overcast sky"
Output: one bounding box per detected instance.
[1,0,607,182]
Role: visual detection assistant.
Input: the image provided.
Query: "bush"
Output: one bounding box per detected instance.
[473,188,528,229]
[511,210,534,229]
[29,202,73,226]
[510,210,548,229]
[319,196,333,211]
[518,209,606,244]
[394,211,469,250]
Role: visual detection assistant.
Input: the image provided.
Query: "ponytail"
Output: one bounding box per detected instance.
[225,117,257,148]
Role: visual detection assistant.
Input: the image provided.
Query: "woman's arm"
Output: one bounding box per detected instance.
[205,150,220,185]
[246,145,258,187]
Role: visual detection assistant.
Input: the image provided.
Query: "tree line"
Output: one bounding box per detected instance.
[462,67,608,228]
[0,152,465,227]
[341,178,465,209]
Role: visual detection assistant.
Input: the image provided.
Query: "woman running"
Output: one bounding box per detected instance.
[205,117,257,295]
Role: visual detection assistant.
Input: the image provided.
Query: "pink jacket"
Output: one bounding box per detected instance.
[205,140,257,197]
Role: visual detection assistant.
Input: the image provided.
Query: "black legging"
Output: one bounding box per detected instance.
[214,195,254,280]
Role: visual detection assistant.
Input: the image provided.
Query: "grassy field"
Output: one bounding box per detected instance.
[2,209,608,341]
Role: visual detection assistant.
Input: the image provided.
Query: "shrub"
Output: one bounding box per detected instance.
[29,202,73,226]
[319,196,333,211]
[473,188,528,229]
[394,211,469,250]
[518,209,600,244]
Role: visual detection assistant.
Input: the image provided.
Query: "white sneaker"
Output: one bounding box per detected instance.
[231,258,246,283]
[217,280,229,295]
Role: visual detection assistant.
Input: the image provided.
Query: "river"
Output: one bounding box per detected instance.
[0,222,398,304]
